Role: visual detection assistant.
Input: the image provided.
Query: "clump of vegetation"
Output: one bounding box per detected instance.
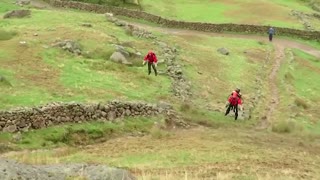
[294,97,309,109]
[272,119,304,133]
[284,72,294,83]
[0,29,17,41]
[0,75,12,87]
[180,102,191,112]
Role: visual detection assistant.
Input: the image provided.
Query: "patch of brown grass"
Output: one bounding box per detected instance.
[272,119,304,133]
[294,97,309,109]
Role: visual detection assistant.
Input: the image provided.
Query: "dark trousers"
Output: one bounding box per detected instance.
[269,34,273,42]
[225,104,239,120]
[148,62,157,76]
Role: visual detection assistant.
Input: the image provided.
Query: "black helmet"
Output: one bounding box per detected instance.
[235,88,240,93]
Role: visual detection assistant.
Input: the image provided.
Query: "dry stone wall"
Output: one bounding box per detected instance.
[0,101,180,133]
[43,0,320,41]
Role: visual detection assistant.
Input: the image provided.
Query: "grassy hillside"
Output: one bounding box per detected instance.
[1,0,320,179]
[0,1,172,110]
[140,0,320,29]
[275,48,320,134]
[3,128,320,179]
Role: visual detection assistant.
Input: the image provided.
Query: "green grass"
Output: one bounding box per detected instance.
[0,0,20,14]
[140,0,315,29]
[164,33,271,112]
[0,7,172,109]
[275,48,320,135]
[0,116,160,150]
[141,0,234,23]
[0,29,17,41]
[291,49,320,99]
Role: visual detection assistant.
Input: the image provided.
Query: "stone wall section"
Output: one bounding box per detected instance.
[0,101,189,133]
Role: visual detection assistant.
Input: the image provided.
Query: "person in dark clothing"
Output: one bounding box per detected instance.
[225,88,243,120]
[143,50,158,76]
[268,27,275,42]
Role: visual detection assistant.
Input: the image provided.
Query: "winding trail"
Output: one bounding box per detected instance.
[129,22,320,127]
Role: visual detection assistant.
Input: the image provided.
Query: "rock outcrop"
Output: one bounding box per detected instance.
[0,158,136,180]
[3,10,31,19]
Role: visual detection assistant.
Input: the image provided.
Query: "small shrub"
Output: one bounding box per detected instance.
[284,72,294,83]
[294,97,309,109]
[0,75,12,87]
[272,119,303,133]
[125,27,134,36]
[180,103,191,112]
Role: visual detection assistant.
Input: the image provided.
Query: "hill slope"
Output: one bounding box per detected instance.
[0,0,320,179]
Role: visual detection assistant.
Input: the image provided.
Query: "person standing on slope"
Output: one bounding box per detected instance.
[225,88,243,120]
[268,27,275,42]
[143,50,158,76]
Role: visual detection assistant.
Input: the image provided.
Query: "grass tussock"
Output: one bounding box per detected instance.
[294,97,309,109]
[0,76,12,87]
[284,72,294,83]
[272,119,304,133]
[179,102,191,112]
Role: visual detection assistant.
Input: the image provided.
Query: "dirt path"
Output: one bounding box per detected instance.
[129,22,320,127]
[256,44,285,129]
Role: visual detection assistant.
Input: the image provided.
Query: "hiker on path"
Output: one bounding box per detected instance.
[143,50,158,76]
[268,27,275,42]
[225,88,243,120]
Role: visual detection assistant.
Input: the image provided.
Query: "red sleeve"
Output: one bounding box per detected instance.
[144,54,148,61]
[153,53,157,63]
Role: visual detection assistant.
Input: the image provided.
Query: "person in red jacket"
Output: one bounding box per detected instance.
[143,50,158,76]
[225,88,243,120]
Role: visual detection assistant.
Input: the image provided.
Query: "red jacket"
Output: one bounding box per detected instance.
[228,91,242,106]
[144,52,157,63]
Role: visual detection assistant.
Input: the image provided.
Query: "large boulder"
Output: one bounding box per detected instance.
[110,52,132,65]
[3,10,31,19]
[115,45,130,58]
[0,158,136,180]
[3,125,17,133]
[217,48,230,55]
[52,40,82,55]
